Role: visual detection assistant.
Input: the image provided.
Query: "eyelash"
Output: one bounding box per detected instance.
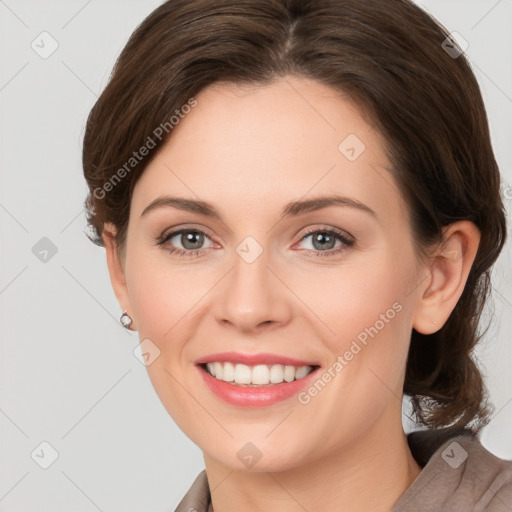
[156,226,355,259]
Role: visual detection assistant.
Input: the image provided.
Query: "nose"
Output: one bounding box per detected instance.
[213,246,293,334]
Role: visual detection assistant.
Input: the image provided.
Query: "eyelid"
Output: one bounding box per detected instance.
[292,224,355,246]
[156,224,217,243]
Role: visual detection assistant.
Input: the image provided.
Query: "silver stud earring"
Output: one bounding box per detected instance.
[120,311,133,329]
[432,320,437,324]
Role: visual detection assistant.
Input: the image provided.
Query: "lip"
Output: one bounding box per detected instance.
[194,351,319,367]
[196,364,321,408]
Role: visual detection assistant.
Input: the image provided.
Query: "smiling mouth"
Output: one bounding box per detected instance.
[199,362,321,387]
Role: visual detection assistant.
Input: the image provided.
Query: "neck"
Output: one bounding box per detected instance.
[204,417,422,512]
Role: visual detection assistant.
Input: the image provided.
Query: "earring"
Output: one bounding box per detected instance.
[120,311,133,329]
[432,320,437,324]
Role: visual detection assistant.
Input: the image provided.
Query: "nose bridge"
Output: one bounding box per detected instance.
[215,235,291,331]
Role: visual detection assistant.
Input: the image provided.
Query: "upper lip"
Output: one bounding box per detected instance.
[194,352,320,367]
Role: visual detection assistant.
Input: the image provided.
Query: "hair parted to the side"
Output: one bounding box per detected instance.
[82,0,507,432]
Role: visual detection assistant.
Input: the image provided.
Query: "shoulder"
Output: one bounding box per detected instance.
[394,428,512,511]
[454,432,512,510]
[173,470,210,512]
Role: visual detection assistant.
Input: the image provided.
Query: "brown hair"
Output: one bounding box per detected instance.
[82,0,507,432]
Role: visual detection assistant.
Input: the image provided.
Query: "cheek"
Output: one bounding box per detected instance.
[298,256,412,342]
[123,253,208,428]
[124,249,218,355]
[295,249,416,391]
[127,270,171,338]
[123,242,185,340]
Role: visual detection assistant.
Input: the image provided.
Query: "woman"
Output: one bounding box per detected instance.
[82,0,511,510]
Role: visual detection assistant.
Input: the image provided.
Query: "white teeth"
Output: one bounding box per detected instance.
[222,362,235,382]
[234,363,252,384]
[295,366,309,379]
[269,364,284,383]
[251,365,269,385]
[213,362,223,380]
[206,363,216,377]
[204,362,315,386]
[284,365,295,382]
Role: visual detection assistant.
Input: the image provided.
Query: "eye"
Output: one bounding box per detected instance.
[157,228,215,257]
[156,225,355,259]
[294,227,355,257]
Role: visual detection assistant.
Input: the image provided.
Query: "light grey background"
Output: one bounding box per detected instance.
[0,0,511,511]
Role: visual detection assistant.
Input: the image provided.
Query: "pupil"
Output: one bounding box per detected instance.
[182,231,204,250]
[313,233,335,251]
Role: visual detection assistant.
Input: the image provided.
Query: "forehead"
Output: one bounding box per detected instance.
[132,76,407,226]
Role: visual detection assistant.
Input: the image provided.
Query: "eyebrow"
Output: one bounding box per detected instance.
[140,194,377,220]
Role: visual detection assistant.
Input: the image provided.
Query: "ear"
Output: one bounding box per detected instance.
[102,223,137,331]
[412,220,480,334]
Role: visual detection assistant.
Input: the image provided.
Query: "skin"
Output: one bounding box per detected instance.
[103,76,480,512]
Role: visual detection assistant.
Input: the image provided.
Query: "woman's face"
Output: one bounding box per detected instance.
[118,76,427,471]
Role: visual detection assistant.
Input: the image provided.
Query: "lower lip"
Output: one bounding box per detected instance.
[196,365,320,407]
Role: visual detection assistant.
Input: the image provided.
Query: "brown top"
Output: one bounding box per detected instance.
[173,428,512,511]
